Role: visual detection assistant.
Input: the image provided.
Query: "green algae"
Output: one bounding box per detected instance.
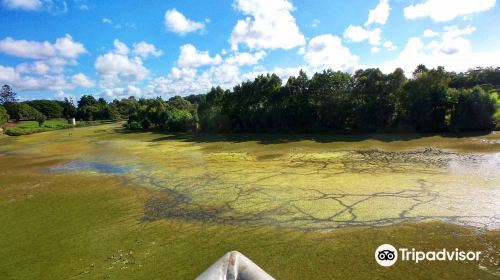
[1,124,499,230]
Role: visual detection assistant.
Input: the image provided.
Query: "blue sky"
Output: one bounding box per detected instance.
[0,0,499,101]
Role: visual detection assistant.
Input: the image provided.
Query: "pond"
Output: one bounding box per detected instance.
[4,125,496,231]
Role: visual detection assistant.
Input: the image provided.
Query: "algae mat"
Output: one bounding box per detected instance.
[1,124,499,231]
[0,124,499,279]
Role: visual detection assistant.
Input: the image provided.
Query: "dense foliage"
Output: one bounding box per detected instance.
[25,100,64,118]
[0,105,8,128]
[3,102,44,121]
[124,65,499,133]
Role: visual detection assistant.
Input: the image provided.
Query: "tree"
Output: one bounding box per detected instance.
[450,87,497,132]
[400,65,450,132]
[26,100,64,118]
[61,97,77,118]
[4,103,43,121]
[36,114,47,127]
[0,105,8,128]
[0,85,16,105]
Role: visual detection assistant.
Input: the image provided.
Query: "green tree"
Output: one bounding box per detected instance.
[401,65,450,132]
[26,100,64,118]
[36,114,47,127]
[0,105,8,128]
[450,87,497,132]
[60,97,77,118]
[4,103,43,121]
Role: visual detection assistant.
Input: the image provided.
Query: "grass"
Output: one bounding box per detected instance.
[4,119,116,136]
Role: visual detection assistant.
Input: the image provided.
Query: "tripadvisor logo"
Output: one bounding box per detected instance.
[375,244,482,267]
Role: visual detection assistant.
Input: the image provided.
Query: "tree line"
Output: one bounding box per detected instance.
[1,65,499,133]
[126,65,500,133]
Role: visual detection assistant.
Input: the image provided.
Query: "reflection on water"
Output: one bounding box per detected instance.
[49,160,129,175]
[448,152,500,181]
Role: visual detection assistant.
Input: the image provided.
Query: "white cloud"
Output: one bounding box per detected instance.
[112,39,129,55]
[103,85,142,99]
[0,34,86,59]
[404,0,496,22]
[2,0,68,13]
[0,34,88,92]
[378,27,499,75]
[434,25,476,55]
[423,29,439,37]
[0,64,73,91]
[365,0,390,26]
[230,0,305,50]
[343,25,382,45]
[16,61,51,75]
[54,34,87,59]
[102,18,112,24]
[177,44,222,68]
[71,73,94,88]
[164,9,205,35]
[132,42,163,58]
[1,0,42,10]
[225,51,266,66]
[371,47,381,53]
[95,40,149,88]
[303,34,360,72]
[383,40,397,51]
[143,49,267,97]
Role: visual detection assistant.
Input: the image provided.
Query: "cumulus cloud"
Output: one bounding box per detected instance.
[423,29,439,37]
[365,0,390,26]
[0,64,74,91]
[0,34,86,59]
[95,39,149,88]
[225,51,266,66]
[404,0,496,22]
[230,0,305,50]
[103,85,142,99]
[0,34,88,91]
[303,34,360,72]
[377,25,498,74]
[164,9,205,35]
[383,40,397,51]
[343,25,382,46]
[177,44,222,68]
[132,42,163,58]
[71,73,95,88]
[143,48,268,97]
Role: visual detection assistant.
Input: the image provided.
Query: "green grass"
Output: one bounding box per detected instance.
[5,119,115,136]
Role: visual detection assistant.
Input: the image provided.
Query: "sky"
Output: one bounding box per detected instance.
[0,0,499,101]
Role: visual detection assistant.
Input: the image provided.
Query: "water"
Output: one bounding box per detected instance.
[49,160,129,175]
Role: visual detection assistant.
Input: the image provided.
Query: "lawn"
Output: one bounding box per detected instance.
[4,119,114,136]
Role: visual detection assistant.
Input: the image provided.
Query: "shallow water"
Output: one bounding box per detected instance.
[48,160,129,175]
[1,124,499,231]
